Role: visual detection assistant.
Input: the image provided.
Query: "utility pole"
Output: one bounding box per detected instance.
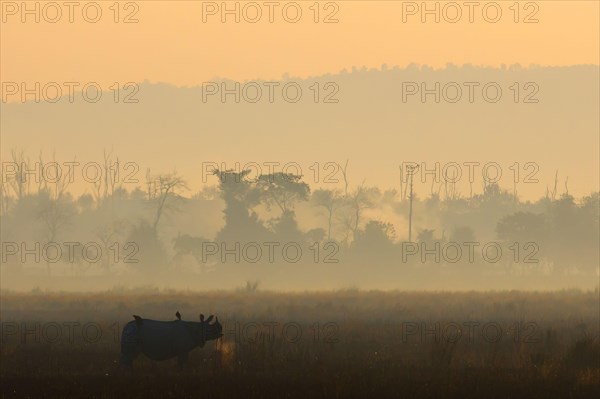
[407,165,419,242]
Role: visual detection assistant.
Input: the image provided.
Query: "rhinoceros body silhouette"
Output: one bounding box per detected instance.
[120,313,222,367]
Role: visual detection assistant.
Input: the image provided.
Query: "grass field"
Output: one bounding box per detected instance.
[1,289,599,398]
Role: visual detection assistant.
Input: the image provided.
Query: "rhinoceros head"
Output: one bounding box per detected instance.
[195,314,223,346]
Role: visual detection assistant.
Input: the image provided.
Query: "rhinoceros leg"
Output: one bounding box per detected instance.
[120,321,142,368]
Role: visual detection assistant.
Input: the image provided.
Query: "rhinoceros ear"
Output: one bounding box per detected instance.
[133,315,143,327]
[205,315,214,324]
[199,314,205,322]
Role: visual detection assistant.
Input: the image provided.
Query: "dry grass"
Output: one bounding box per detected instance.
[1,289,599,398]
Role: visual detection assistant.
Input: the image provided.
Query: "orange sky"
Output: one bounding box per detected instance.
[1,1,598,87]
[1,1,599,199]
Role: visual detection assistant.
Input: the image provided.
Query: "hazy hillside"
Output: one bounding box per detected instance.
[2,64,598,199]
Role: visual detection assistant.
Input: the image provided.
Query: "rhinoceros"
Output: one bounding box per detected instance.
[120,312,223,367]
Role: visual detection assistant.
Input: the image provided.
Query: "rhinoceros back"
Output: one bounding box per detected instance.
[129,319,196,361]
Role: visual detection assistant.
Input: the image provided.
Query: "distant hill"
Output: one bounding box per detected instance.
[2,64,598,199]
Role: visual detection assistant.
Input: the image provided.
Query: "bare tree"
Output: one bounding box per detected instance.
[146,171,188,232]
[340,160,350,197]
[5,149,31,202]
[90,149,119,206]
[38,194,74,276]
[38,151,73,200]
[0,178,12,216]
[312,188,342,240]
[94,219,128,274]
[339,183,373,244]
